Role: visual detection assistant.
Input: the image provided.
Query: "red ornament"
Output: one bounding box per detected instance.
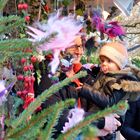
[24,82,29,88]
[22,3,28,10]
[31,56,37,63]
[31,76,35,82]
[25,16,30,22]
[23,96,34,109]
[17,91,22,96]
[23,66,28,71]
[44,4,49,12]
[24,76,30,82]
[22,90,28,95]
[18,3,23,10]
[17,74,24,80]
[21,58,27,64]
[29,64,34,70]
[45,53,53,61]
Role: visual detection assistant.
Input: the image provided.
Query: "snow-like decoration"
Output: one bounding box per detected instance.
[61,108,85,133]
[0,81,14,106]
[0,81,7,106]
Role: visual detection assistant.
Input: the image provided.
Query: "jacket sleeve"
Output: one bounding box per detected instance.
[79,84,126,109]
[121,101,140,140]
[42,85,78,109]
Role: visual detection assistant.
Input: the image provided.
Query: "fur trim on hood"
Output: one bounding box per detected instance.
[109,65,140,101]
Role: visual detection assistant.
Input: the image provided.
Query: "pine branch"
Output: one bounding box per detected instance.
[0,15,22,25]
[10,71,87,128]
[0,0,8,12]
[40,114,56,140]
[0,18,25,34]
[0,51,32,66]
[21,117,46,140]
[7,99,75,139]
[5,96,23,127]
[40,99,74,140]
[0,38,32,51]
[58,101,128,140]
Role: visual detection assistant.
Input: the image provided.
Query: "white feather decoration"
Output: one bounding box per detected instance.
[0,80,7,106]
[61,108,85,133]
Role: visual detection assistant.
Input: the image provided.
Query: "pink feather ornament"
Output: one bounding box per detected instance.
[27,12,83,74]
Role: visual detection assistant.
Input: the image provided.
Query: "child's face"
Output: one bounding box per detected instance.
[100,56,120,74]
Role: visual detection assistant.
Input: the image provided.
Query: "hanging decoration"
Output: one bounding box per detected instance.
[16,57,41,111]
[92,9,125,39]
[0,81,14,106]
[27,11,83,74]
[17,2,30,23]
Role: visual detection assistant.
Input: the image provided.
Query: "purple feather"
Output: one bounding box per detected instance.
[105,21,125,38]
[91,9,125,39]
[0,81,15,106]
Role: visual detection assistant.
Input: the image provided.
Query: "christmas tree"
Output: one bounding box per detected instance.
[0,1,132,139]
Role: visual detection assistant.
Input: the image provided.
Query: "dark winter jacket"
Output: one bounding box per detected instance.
[34,59,53,97]
[121,98,140,140]
[78,65,140,140]
[42,63,100,108]
[79,65,140,114]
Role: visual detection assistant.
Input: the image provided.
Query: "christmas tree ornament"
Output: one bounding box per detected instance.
[25,16,30,22]
[0,81,14,106]
[22,3,28,10]
[31,56,37,63]
[17,74,24,81]
[21,58,27,64]
[27,11,82,74]
[92,9,125,39]
[0,81,7,106]
[18,3,24,10]
[61,108,85,133]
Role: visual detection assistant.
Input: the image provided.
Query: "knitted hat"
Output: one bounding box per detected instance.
[99,42,128,69]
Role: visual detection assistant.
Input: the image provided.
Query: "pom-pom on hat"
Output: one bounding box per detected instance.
[99,42,128,69]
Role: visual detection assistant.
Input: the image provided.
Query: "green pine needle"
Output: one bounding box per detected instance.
[7,99,75,139]
[0,17,25,34]
[58,101,128,140]
[0,38,31,51]
[10,71,87,128]
[0,0,8,12]
[40,99,74,140]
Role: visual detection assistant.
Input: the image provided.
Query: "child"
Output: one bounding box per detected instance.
[78,42,140,139]
[79,42,140,109]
